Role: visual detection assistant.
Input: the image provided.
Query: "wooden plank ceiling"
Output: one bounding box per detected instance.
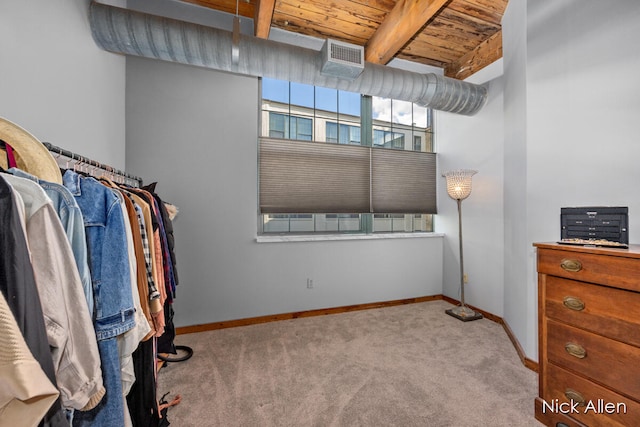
[180,0,508,80]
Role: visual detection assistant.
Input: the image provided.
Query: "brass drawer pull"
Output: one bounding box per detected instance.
[564,388,586,406]
[563,296,585,311]
[560,258,582,272]
[565,342,587,359]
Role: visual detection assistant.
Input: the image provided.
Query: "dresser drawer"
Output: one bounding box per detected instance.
[545,276,640,347]
[547,319,640,400]
[537,247,640,292]
[543,363,640,427]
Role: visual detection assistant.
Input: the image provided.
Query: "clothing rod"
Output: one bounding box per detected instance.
[42,142,143,186]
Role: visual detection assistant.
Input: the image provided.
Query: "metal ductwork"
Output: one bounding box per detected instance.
[89,2,487,116]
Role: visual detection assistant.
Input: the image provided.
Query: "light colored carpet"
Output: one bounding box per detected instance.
[157,300,542,426]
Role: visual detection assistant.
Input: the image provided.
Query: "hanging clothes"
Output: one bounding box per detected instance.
[130,186,178,354]
[8,167,94,315]
[125,190,166,336]
[111,185,153,427]
[2,134,183,427]
[1,173,105,411]
[126,339,161,427]
[116,186,156,341]
[0,175,67,427]
[144,182,179,291]
[142,182,178,354]
[62,169,136,427]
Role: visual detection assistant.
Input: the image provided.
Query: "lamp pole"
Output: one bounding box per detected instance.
[457,198,466,308]
[442,169,482,322]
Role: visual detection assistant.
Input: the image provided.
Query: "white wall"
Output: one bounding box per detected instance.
[0,0,127,168]
[440,0,640,361]
[525,0,640,243]
[125,57,444,327]
[435,65,505,317]
[498,0,640,360]
[502,0,534,358]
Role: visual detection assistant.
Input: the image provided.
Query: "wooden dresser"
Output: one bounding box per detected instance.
[534,242,640,427]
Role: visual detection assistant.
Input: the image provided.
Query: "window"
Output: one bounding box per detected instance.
[326,122,361,145]
[269,113,312,140]
[373,129,404,149]
[260,78,434,234]
[414,135,422,152]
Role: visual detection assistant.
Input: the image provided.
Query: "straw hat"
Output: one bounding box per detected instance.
[0,117,62,184]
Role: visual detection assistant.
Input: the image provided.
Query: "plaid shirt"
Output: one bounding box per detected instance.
[125,193,160,301]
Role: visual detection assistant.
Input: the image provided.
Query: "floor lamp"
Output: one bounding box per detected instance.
[442,169,483,322]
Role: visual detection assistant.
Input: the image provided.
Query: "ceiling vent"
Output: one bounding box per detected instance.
[320,39,364,80]
[89,2,489,115]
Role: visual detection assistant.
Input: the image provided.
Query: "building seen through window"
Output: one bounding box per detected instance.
[260,78,434,234]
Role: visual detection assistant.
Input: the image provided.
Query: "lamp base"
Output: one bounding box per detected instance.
[445,305,483,322]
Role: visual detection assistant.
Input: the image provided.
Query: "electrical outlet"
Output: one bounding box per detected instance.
[307,278,314,289]
[463,274,468,284]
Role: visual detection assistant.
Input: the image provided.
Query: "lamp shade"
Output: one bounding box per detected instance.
[442,169,477,200]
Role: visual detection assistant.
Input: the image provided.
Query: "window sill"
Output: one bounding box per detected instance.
[256,232,444,243]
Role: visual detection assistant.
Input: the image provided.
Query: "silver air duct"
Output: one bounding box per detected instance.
[89,2,487,116]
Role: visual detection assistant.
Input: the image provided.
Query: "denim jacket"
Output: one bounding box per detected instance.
[63,170,135,427]
[63,170,135,339]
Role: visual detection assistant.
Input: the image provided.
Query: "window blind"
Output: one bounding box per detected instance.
[259,138,437,214]
[371,148,437,213]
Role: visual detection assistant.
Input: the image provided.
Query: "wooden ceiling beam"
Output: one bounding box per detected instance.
[365,0,451,64]
[254,0,276,38]
[445,29,502,80]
